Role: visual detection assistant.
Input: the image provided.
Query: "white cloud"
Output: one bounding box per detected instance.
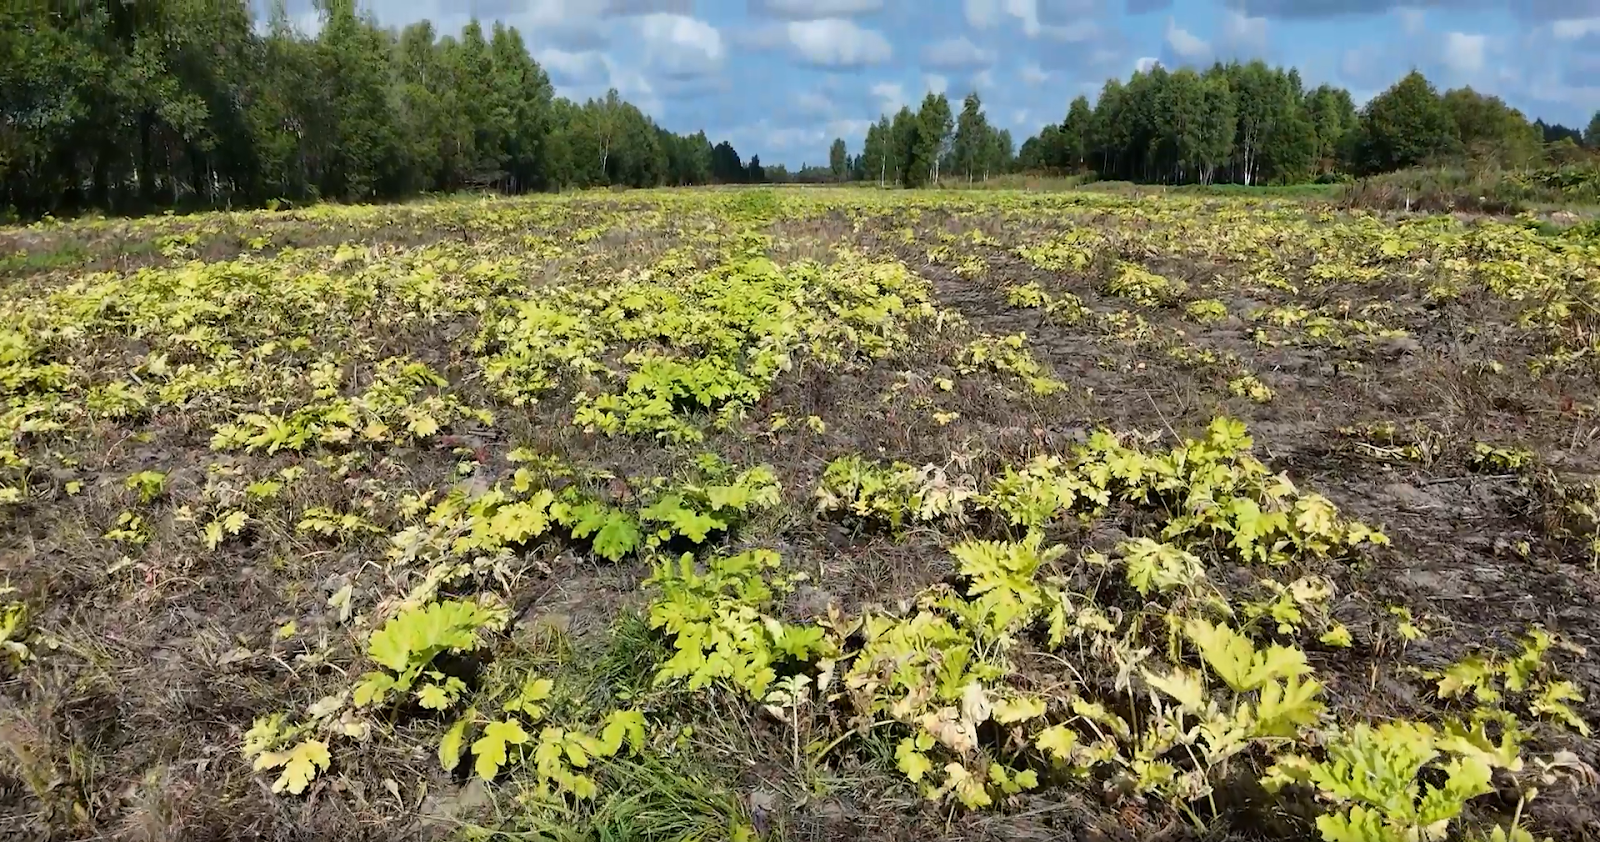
[1442,31,1487,74]
[1396,7,1426,36]
[1164,17,1210,61]
[753,0,885,19]
[1042,20,1103,43]
[826,118,873,142]
[1020,62,1050,86]
[1552,17,1600,40]
[1008,0,1041,36]
[923,36,996,69]
[785,18,892,66]
[964,0,1001,27]
[751,115,874,164]
[1220,9,1267,53]
[1338,43,1391,88]
[1524,70,1600,114]
[924,73,949,95]
[293,9,325,36]
[795,90,836,116]
[871,81,908,112]
[605,61,661,116]
[539,51,663,115]
[964,0,1041,37]
[1134,56,1160,72]
[636,14,724,77]
[972,68,996,90]
[508,0,612,27]
[539,48,611,85]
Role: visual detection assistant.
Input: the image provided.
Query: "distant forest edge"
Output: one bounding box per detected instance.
[4,1,1600,220]
[833,67,1600,194]
[2,0,765,219]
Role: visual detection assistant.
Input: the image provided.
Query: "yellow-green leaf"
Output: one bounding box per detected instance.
[1035,724,1079,762]
[261,739,330,795]
[440,710,474,772]
[472,718,531,780]
[895,736,933,783]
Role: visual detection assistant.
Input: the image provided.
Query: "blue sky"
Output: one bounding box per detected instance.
[268,0,1600,168]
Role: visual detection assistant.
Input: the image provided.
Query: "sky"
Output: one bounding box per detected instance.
[265,0,1600,168]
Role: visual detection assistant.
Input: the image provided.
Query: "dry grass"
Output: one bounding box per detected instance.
[3,188,1599,841]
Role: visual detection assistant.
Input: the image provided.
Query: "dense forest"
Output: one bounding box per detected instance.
[6,2,1600,218]
[0,0,773,219]
[834,63,1600,188]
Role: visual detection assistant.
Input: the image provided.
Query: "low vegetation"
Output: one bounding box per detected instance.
[2,187,1599,841]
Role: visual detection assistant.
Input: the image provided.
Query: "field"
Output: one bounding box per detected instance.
[3,188,1600,842]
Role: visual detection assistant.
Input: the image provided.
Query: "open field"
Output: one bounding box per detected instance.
[3,188,1600,842]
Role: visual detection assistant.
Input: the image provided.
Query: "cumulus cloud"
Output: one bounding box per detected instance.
[1338,42,1396,88]
[1441,30,1487,74]
[871,81,908,112]
[535,49,665,115]
[1228,0,1418,17]
[1395,7,1427,35]
[749,0,885,18]
[924,73,950,94]
[636,13,724,78]
[1220,8,1268,54]
[1552,16,1600,39]
[1043,19,1106,41]
[600,0,693,14]
[747,115,876,160]
[1164,16,1211,61]
[923,36,997,68]
[795,90,837,115]
[1230,0,1600,20]
[785,18,893,66]
[1036,0,1106,24]
[965,0,1043,36]
[1134,55,1160,71]
[1020,62,1051,85]
[539,48,611,86]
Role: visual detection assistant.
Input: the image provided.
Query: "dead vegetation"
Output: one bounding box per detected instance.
[2,188,1599,842]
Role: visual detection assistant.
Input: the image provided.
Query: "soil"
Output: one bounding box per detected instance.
[3,190,1598,841]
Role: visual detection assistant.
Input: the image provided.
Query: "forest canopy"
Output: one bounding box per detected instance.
[0,0,770,218]
[840,64,1598,188]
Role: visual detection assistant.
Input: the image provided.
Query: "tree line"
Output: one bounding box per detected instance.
[810,93,1015,187]
[827,63,1600,188]
[0,0,777,219]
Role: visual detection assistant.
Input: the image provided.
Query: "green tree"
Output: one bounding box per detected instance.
[1584,110,1600,148]
[711,140,743,183]
[1442,87,1541,168]
[1195,68,1236,184]
[1350,70,1459,173]
[861,118,893,185]
[1228,61,1310,185]
[489,23,552,191]
[828,137,848,180]
[314,0,402,199]
[986,127,1013,178]
[1061,95,1093,170]
[890,106,918,185]
[1305,84,1357,175]
[1090,78,1131,176]
[907,93,952,187]
[951,92,990,182]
